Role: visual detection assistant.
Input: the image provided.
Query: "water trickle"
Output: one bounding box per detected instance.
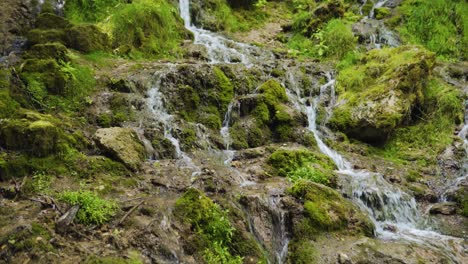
[220,100,238,164]
[147,66,201,177]
[179,0,272,65]
[286,69,465,262]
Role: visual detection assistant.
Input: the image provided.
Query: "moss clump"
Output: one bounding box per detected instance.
[289,180,374,237]
[0,89,20,119]
[374,7,391,20]
[174,188,243,263]
[21,59,68,95]
[287,240,319,264]
[65,24,110,53]
[64,0,124,23]
[291,0,345,37]
[58,190,118,225]
[0,116,63,157]
[27,29,67,46]
[24,42,70,62]
[373,78,463,167]
[329,46,436,143]
[110,0,188,58]
[212,67,234,114]
[268,148,336,185]
[35,12,71,29]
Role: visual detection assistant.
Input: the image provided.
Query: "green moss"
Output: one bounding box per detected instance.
[24,42,70,62]
[27,29,67,46]
[109,0,187,58]
[0,89,20,119]
[291,0,345,37]
[35,12,71,29]
[287,240,319,264]
[58,190,118,225]
[289,180,374,236]
[329,46,436,143]
[174,189,243,263]
[1,222,54,254]
[374,7,391,20]
[213,67,234,113]
[65,0,124,23]
[372,78,463,166]
[258,79,287,104]
[268,148,335,185]
[230,122,249,150]
[65,24,110,53]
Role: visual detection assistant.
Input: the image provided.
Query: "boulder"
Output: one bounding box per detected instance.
[0,113,62,157]
[65,24,110,53]
[94,127,146,171]
[329,46,435,143]
[429,202,458,215]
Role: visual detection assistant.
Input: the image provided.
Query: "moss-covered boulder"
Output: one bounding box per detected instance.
[329,46,436,143]
[21,59,68,95]
[27,29,67,46]
[94,127,146,171]
[24,42,70,62]
[65,24,110,53]
[0,113,63,157]
[35,12,71,29]
[289,180,375,237]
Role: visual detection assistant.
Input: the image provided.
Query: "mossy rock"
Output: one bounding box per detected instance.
[21,59,68,95]
[374,7,391,20]
[35,12,71,29]
[329,46,436,143]
[0,89,20,119]
[292,0,345,37]
[24,42,70,62]
[27,29,66,46]
[65,24,110,53]
[94,127,146,171]
[289,181,375,237]
[0,116,62,157]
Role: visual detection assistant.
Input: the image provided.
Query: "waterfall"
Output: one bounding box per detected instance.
[220,100,237,165]
[179,0,272,65]
[285,69,465,263]
[147,66,201,177]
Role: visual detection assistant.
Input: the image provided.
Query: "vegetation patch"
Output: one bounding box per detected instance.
[59,190,118,225]
[174,188,243,263]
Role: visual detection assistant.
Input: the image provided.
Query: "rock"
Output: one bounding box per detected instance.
[24,42,70,62]
[65,24,110,53]
[35,12,71,29]
[55,205,80,234]
[0,113,62,157]
[338,252,352,264]
[94,127,146,171]
[329,46,435,143]
[429,202,458,215]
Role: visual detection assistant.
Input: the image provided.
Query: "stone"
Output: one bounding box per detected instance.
[65,24,110,53]
[338,252,352,264]
[329,46,435,143]
[94,127,146,171]
[429,202,458,215]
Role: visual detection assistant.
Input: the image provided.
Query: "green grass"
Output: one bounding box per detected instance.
[64,0,125,23]
[109,0,186,58]
[396,0,468,60]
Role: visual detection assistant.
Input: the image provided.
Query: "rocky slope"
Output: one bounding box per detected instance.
[0,0,467,263]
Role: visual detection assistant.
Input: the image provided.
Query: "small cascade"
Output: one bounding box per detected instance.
[147,66,201,176]
[286,69,465,262]
[441,100,468,200]
[179,0,272,65]
[369,0,389,19]
[220,100,238,165]
[269,195,289,264]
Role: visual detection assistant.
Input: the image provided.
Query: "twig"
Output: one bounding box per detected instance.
[117,200,144,226]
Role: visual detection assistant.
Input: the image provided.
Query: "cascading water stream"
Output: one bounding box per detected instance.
[179,0,272,65]
[441,100,468,200]
[285,69,466,263]
[147,66,201,177]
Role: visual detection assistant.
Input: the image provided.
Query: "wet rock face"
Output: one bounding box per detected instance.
[94,127,146,171]
[329,46,435,144]
[430,202,458,215]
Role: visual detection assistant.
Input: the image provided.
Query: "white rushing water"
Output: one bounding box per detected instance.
[147,66,201,177]
[285,69,465,263]
[179,0,272,65]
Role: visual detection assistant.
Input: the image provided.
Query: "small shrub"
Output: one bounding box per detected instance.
[58,190,118,225]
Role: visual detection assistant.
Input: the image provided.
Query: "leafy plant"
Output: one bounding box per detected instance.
[58,190,118,225]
